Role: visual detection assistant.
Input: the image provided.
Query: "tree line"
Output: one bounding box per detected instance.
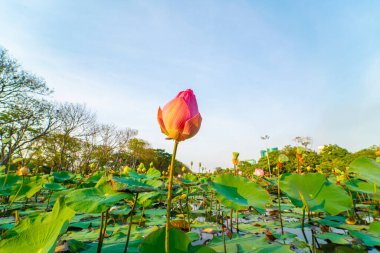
[0,48,188,175]
[228,144,380,176]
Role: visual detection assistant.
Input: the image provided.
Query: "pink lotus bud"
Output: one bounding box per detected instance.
[254,168,265,177]
[157,89,202,141]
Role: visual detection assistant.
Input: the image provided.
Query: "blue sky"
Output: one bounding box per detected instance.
[1,1,379,170]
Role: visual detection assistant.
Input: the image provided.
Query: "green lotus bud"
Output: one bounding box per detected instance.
[278,154,289,163]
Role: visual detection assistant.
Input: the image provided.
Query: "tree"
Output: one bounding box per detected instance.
[0,48,50,107]
[318,144,350,173]
[56,103,96,170]
[0,48,56,170]
[127,138,153,168]
[0,97,58,168]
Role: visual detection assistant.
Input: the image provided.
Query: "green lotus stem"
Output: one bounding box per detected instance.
[101,211,109,248]
[221,210,227,253]
[313,228,321,249]
[96,209,109,253]
[14,210,19,225]
[277,171,284,235]
[97,212,105,253]
[210,191,213,219]
[165,141,179,253]
[8,176,24,209]
[300,207,312,253]
[186,187,190,227]
[124,193,139,253]
[235,210,239,233]
[230,209,233,233]
[46,191,52,211]
[139,205,145,226]
[301,207,306,231]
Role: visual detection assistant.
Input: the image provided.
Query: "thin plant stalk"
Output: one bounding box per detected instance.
[97,212,105,253]
[221,210,227,253]
[186,187,191,226]
[46,191,53,211]
[235,210,239,233]
[301,208,312,253]
[230,208,233,233]
[165,141,179,253]
[97,209,109,253]
[139,205,145,226]
[101,211,109,248]
[277,170,284,235]
[301,207,306,231]
[14,210,20,225]
[8,175,24,209]
[210,191,213,218]
[124,193,139,253]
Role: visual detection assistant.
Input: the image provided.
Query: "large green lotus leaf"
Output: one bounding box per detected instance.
[140,227,189,253]
[315,232,351,244]
[345,179,379,195]
[0,174,21,196]
[315,181,353,215]
[144,208,167,217]
[128,168,161,180]
[10,175,47,201]
[82,171,104,186]
[178,174,199,186]
[0,198,75,253]
[146,168,161,180]
[208,234,293,253]
[280,173,352,215]
[138,191,160,207]
[62,228,101,242]
[369,221,380,234]
[139,227,215,253]
[349,157,380,185]
[65,177,131,213]
[110,175,162,193]
[349,230,380,247]
[189,245,216,253]
[52,171,75,182]
[280,173,325,207]
[210,174,270,212]
[44,182,66,191]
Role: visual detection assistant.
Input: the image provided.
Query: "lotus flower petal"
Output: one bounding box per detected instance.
[158,89,201,142]
[179,113,202,141]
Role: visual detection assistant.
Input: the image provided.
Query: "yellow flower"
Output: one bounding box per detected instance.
[16,166,30,176]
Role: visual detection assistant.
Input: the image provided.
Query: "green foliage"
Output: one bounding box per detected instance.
[0,198,75,253]
[211,174,271,212]
[65,177,131,213]
[139,227,215,253]
[348,157,380,185]
[280,173,352,215]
